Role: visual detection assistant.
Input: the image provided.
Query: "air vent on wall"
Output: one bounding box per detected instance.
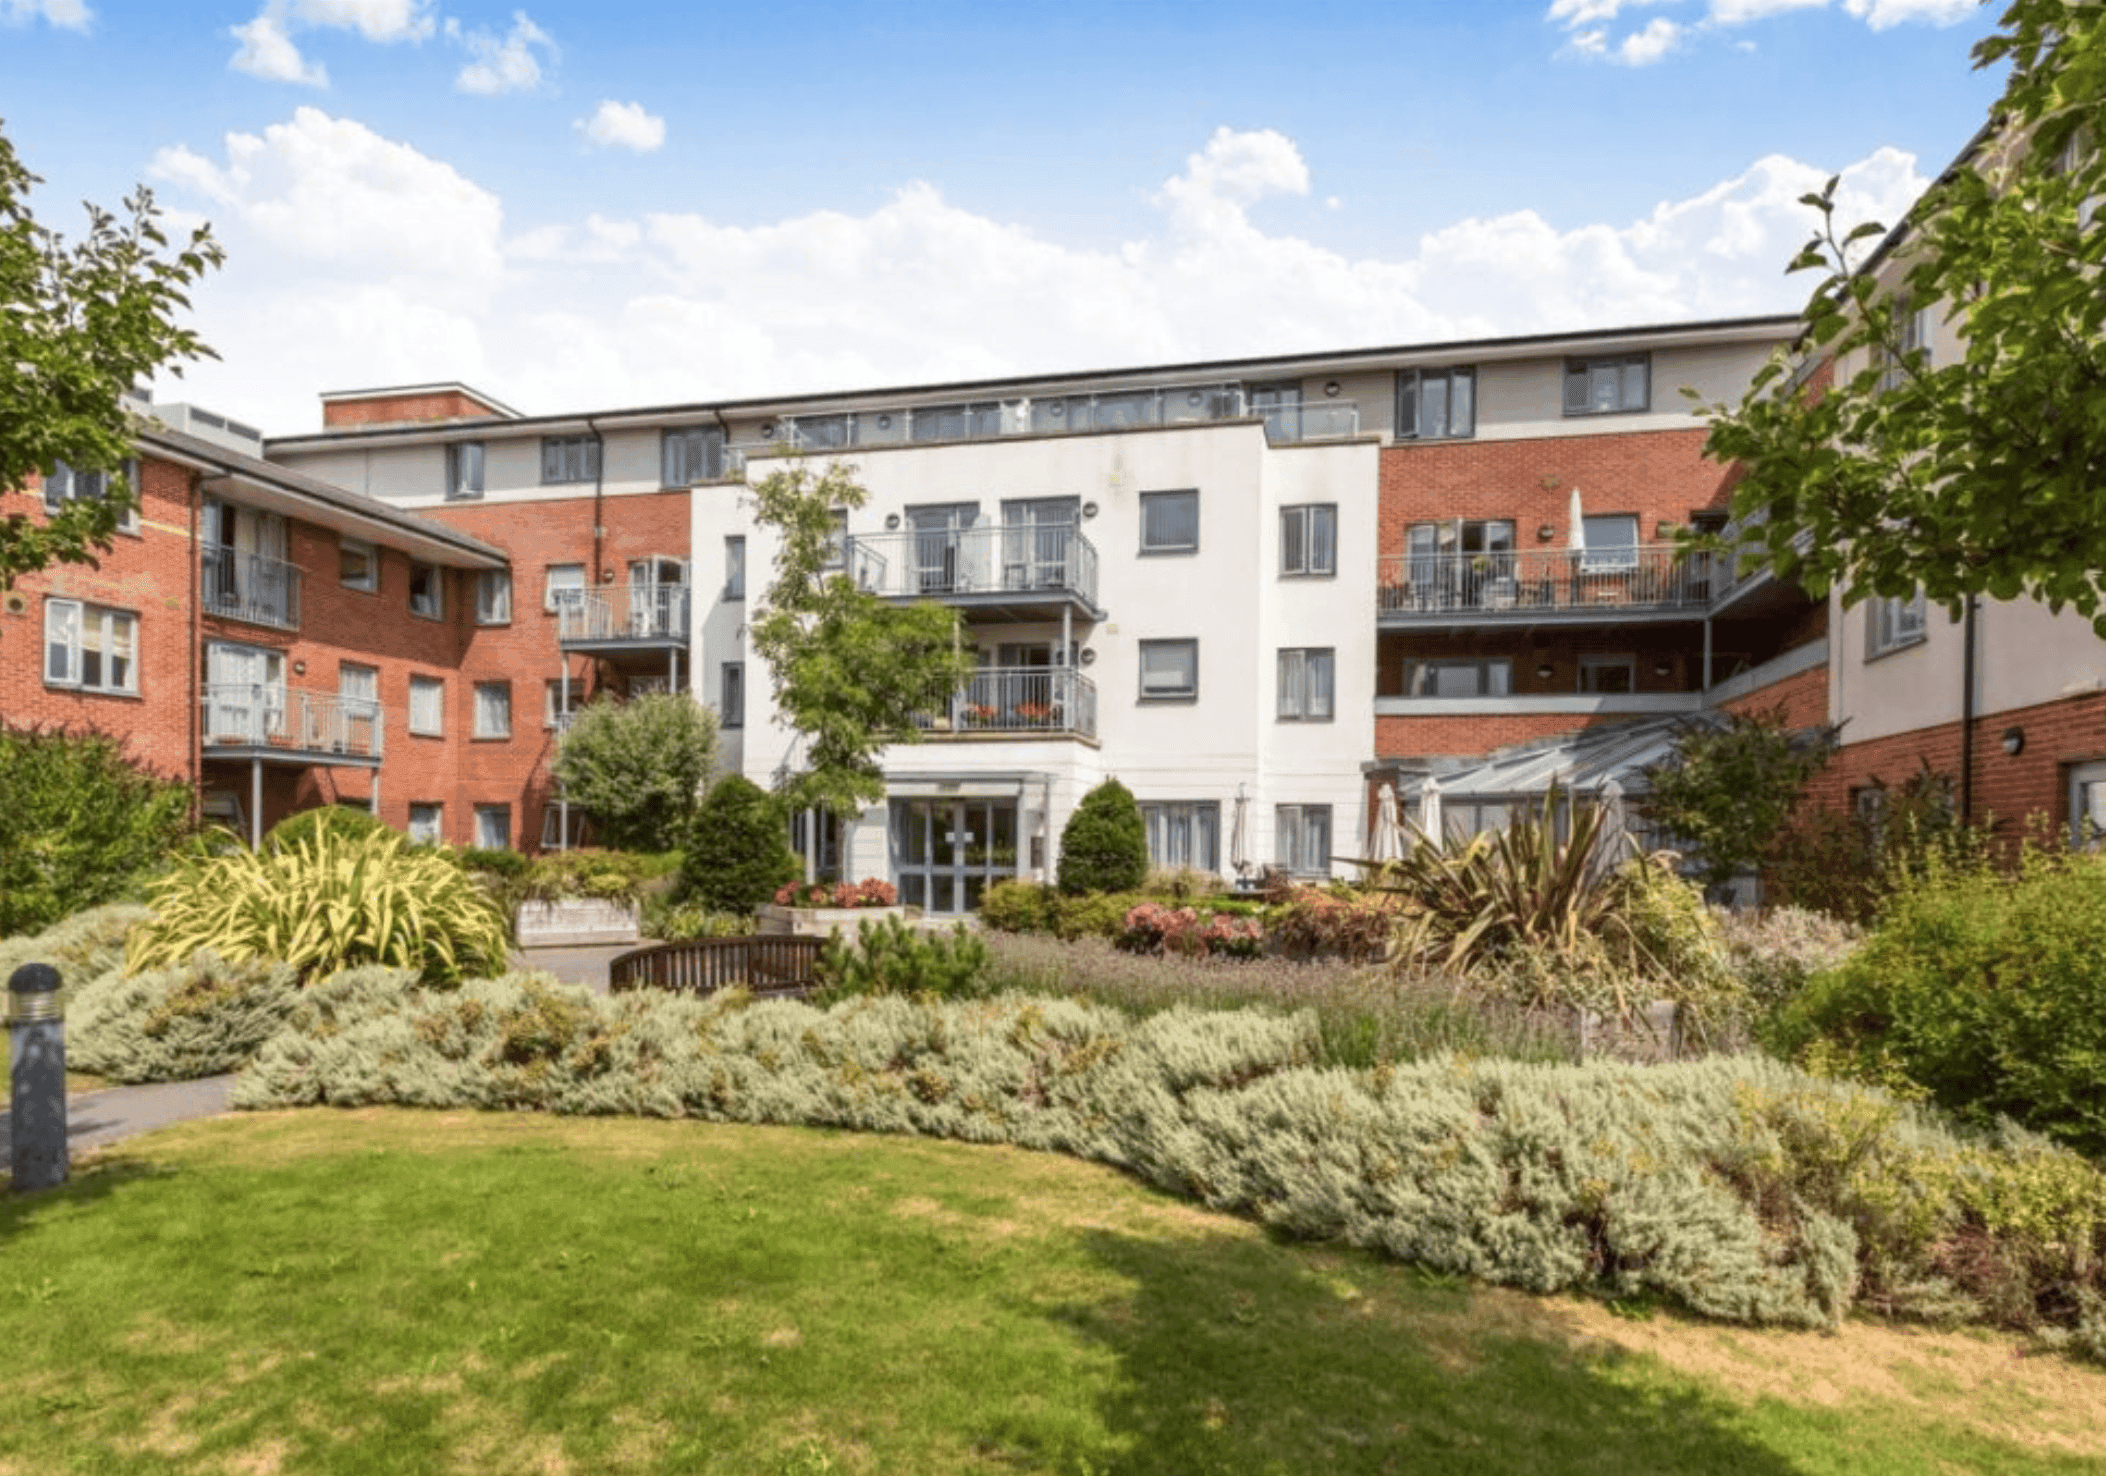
[2,592,26,616]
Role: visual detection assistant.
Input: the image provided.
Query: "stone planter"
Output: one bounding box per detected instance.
[516,898,640,948]
[755,903,915,939]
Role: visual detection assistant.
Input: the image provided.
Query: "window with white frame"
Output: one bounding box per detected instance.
[44,458,140,532]
[662,426,725,486]
[724,536,746,600]
[473,804,511,850]
[338,661,378,713]
[1578,654,1636,694]
[1138,639,1199,702]
[542,805,589,850]
[1276,804,1332,875]
[1399,657,1512,698]
[1141,801,1219,871]
[1279,504,1337,577]
[473,682,512,739]
[722,661,745,728]
[408,675,444,736]
[409,563,444,620]
[339,538,377,592]
[822,510,848,569]
[408,803,444,845]
[474,569,512,625]
[1580,514,1640,573]
[446,441,484,500]
[1139,490,1199,554]
[1878,297,1935,392]
[1277,648,1335,721]
[44,599,138,694]
[1564,354,1649,416]
[544,563,586,613]
[1395,366,1476,440]
[544,677,576,729]
[1868,590,1927,657]
[540,434,600,484]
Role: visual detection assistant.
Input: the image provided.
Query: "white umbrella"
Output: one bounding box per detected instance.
[1415,775,1443,849]
[1597,777,1638,870]
[1568,486,1587,555]
[1370,781,1403,864]
[1229,785,1251,879]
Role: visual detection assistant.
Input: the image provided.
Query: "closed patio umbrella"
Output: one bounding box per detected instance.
[1370,781,1404,864]
[1229,785,1251,880]
[1415,775,1443,849]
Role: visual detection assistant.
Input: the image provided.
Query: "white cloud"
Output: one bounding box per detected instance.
[449,11,555,96]
[2,0,91,29]
[148,114,1928,433]
[228,1,433,86]
[578,100,665,153]
[1551,0,1971,63]
[1707,0,1825,22]
[1618,17,1683,62]
[1841,0,1974,28]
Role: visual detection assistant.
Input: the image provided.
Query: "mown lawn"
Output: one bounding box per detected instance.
[3,1110,2102,1474]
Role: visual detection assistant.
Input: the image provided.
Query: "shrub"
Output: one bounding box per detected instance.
[550,692,720,852]
[1051,890,1146,941]
[640,896,751,942]
[264,804,388,854]
[816,914,991,1001]
[1117,902,1264,959]
[0,724,191,937]
[1773,850,2106,1156]
[453,847,530,881]
[128,829,511,985]
[69,951,300,1082]
[1141,865,1225,902]
[517,849,652,906]
[681,776,800,915]
[979,879,1057,933]
[0,902,149,994]
[1766,763,1997,925]
[1057,779,1148,895]
[1715,905,1864,1017]
[773,878,898,908]
[1265,886,1398,962]
[1639,707,1837,893]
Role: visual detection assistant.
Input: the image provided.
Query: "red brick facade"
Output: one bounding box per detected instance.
[320,388,511,430]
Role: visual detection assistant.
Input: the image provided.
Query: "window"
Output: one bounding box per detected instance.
[1280,504,1337,577]
[722,662,745,728]
[339,662,378,710]
[724,536,746,600]
[544,563,586,613]
[540,434,600,484]
[1868,590,1927,657]
[1277,648,1335,721]
[662,426,725,486]
[1564,354,1650,416]
[44,599,137,694]
[542,805,590,850]
[1141,802,1219,871]
[909,401,1002,442]
[822,509,848,570]
[473,681,512,739]
[408,675,444,736]
[1399,658,1512,698]
[409,563,444,620]
[1395,366,1476,440]
[474,569,512,625]
[545,677,577,729]
[473,804,511,851]
[1139,490,1199,554]
[788,413,851,450]
[445,441,485,500]
[1276,804,1332,875]
[407,804,444,846]
[1580,514,1640,573]
[44,458,140,532]
[340,538,377,592]
[1138,639,1199,702]
[1578,655,1636,694]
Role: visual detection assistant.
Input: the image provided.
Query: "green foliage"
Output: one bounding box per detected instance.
[0,724,192,937]
[1056,778,1149,895]
[549,692,719,853]
[746,460,975,816]
[0,121,224,588]
[978,878,1057,933]
[681,775,801,915]
[128,829,511,985]
[1264,886,1399,962]
[1715,905,1864,1017]
[1767,764,1996,925]
[516,849,651,906]
[0,902,148,994]
[639,895,751,942]
[816,914,991,1001]
[264,804,388,854]
[68,951,299,1083]
[1641,708,1837,891]
[1141,865,1226,902]
[1696,3,2106,631]
[1773,850,2106,1156]
[453,846,530,880]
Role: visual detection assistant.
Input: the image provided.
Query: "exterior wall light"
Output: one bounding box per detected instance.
[2002,726,2026,757]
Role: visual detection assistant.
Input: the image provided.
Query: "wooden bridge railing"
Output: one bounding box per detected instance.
[608,936,825,999]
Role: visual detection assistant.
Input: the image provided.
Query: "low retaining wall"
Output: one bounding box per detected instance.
[516,899,640,948]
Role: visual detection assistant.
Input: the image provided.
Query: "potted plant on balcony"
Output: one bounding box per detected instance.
[756,878,915,938]
[1013,701,1056,728]
[961,702,998,729]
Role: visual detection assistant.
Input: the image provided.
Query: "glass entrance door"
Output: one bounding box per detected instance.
[891,798,1019,915]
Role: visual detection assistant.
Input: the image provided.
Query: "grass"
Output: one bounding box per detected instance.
[4,1110,2101,1474]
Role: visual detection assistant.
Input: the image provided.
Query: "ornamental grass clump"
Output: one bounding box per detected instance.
[68,951,299,1083]
[127,829,510,985]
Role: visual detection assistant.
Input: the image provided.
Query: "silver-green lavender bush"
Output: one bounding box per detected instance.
[69,950,300,1082]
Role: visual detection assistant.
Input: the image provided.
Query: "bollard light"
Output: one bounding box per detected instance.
[8,962,68,1193]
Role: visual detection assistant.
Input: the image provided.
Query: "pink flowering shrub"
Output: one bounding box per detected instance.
[1118,901,1265,960]
[772,878,900,909]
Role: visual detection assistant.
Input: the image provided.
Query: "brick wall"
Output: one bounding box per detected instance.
[320,388,510,429]
[1719,663,1828,730]
[1378,628,1703,698]
[1376,711,1655,760]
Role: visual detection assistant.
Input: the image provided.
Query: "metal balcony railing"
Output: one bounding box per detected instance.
[201,547,301,631]
[1376,544,1713,619]
[846,524,1099,608]
[201,685,383,760]
[915,667,1097,740]
[555,584,691,644]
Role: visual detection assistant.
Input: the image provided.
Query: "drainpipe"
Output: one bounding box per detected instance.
[188,470,203,827]
[1959,595,1979,824]
[587,413,606,587]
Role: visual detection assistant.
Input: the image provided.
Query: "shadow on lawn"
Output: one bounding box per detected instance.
[0,1153,177,1237]
[1036,1228,1800,1476]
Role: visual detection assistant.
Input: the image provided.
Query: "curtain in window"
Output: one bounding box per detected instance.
[1139,641,1196,697]
[44,600,79,683]
[410,680,443,734]
[1142,493,1198,551]
[475,684,510,738]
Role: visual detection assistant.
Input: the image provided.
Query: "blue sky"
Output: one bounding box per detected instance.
[2,1,2008,432]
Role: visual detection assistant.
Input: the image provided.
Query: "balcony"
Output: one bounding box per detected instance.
[200,685,383,765]
[556,584,691,650]
[847,525,1101,620]
[915,667,1097,742]
[202,547,302,632]
[1376,545,1713,627]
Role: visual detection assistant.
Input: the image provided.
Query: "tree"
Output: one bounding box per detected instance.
[680,775,800,914]
[549,691,719,852]
[1698,1,2106,631]
[1056,778,1149,895]
[2,119,224,590]
[1639,708,1838,895]
[747,459,975,817]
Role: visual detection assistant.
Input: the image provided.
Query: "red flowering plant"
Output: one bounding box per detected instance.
[1117,901,1264,960]
[773,878,900,909]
